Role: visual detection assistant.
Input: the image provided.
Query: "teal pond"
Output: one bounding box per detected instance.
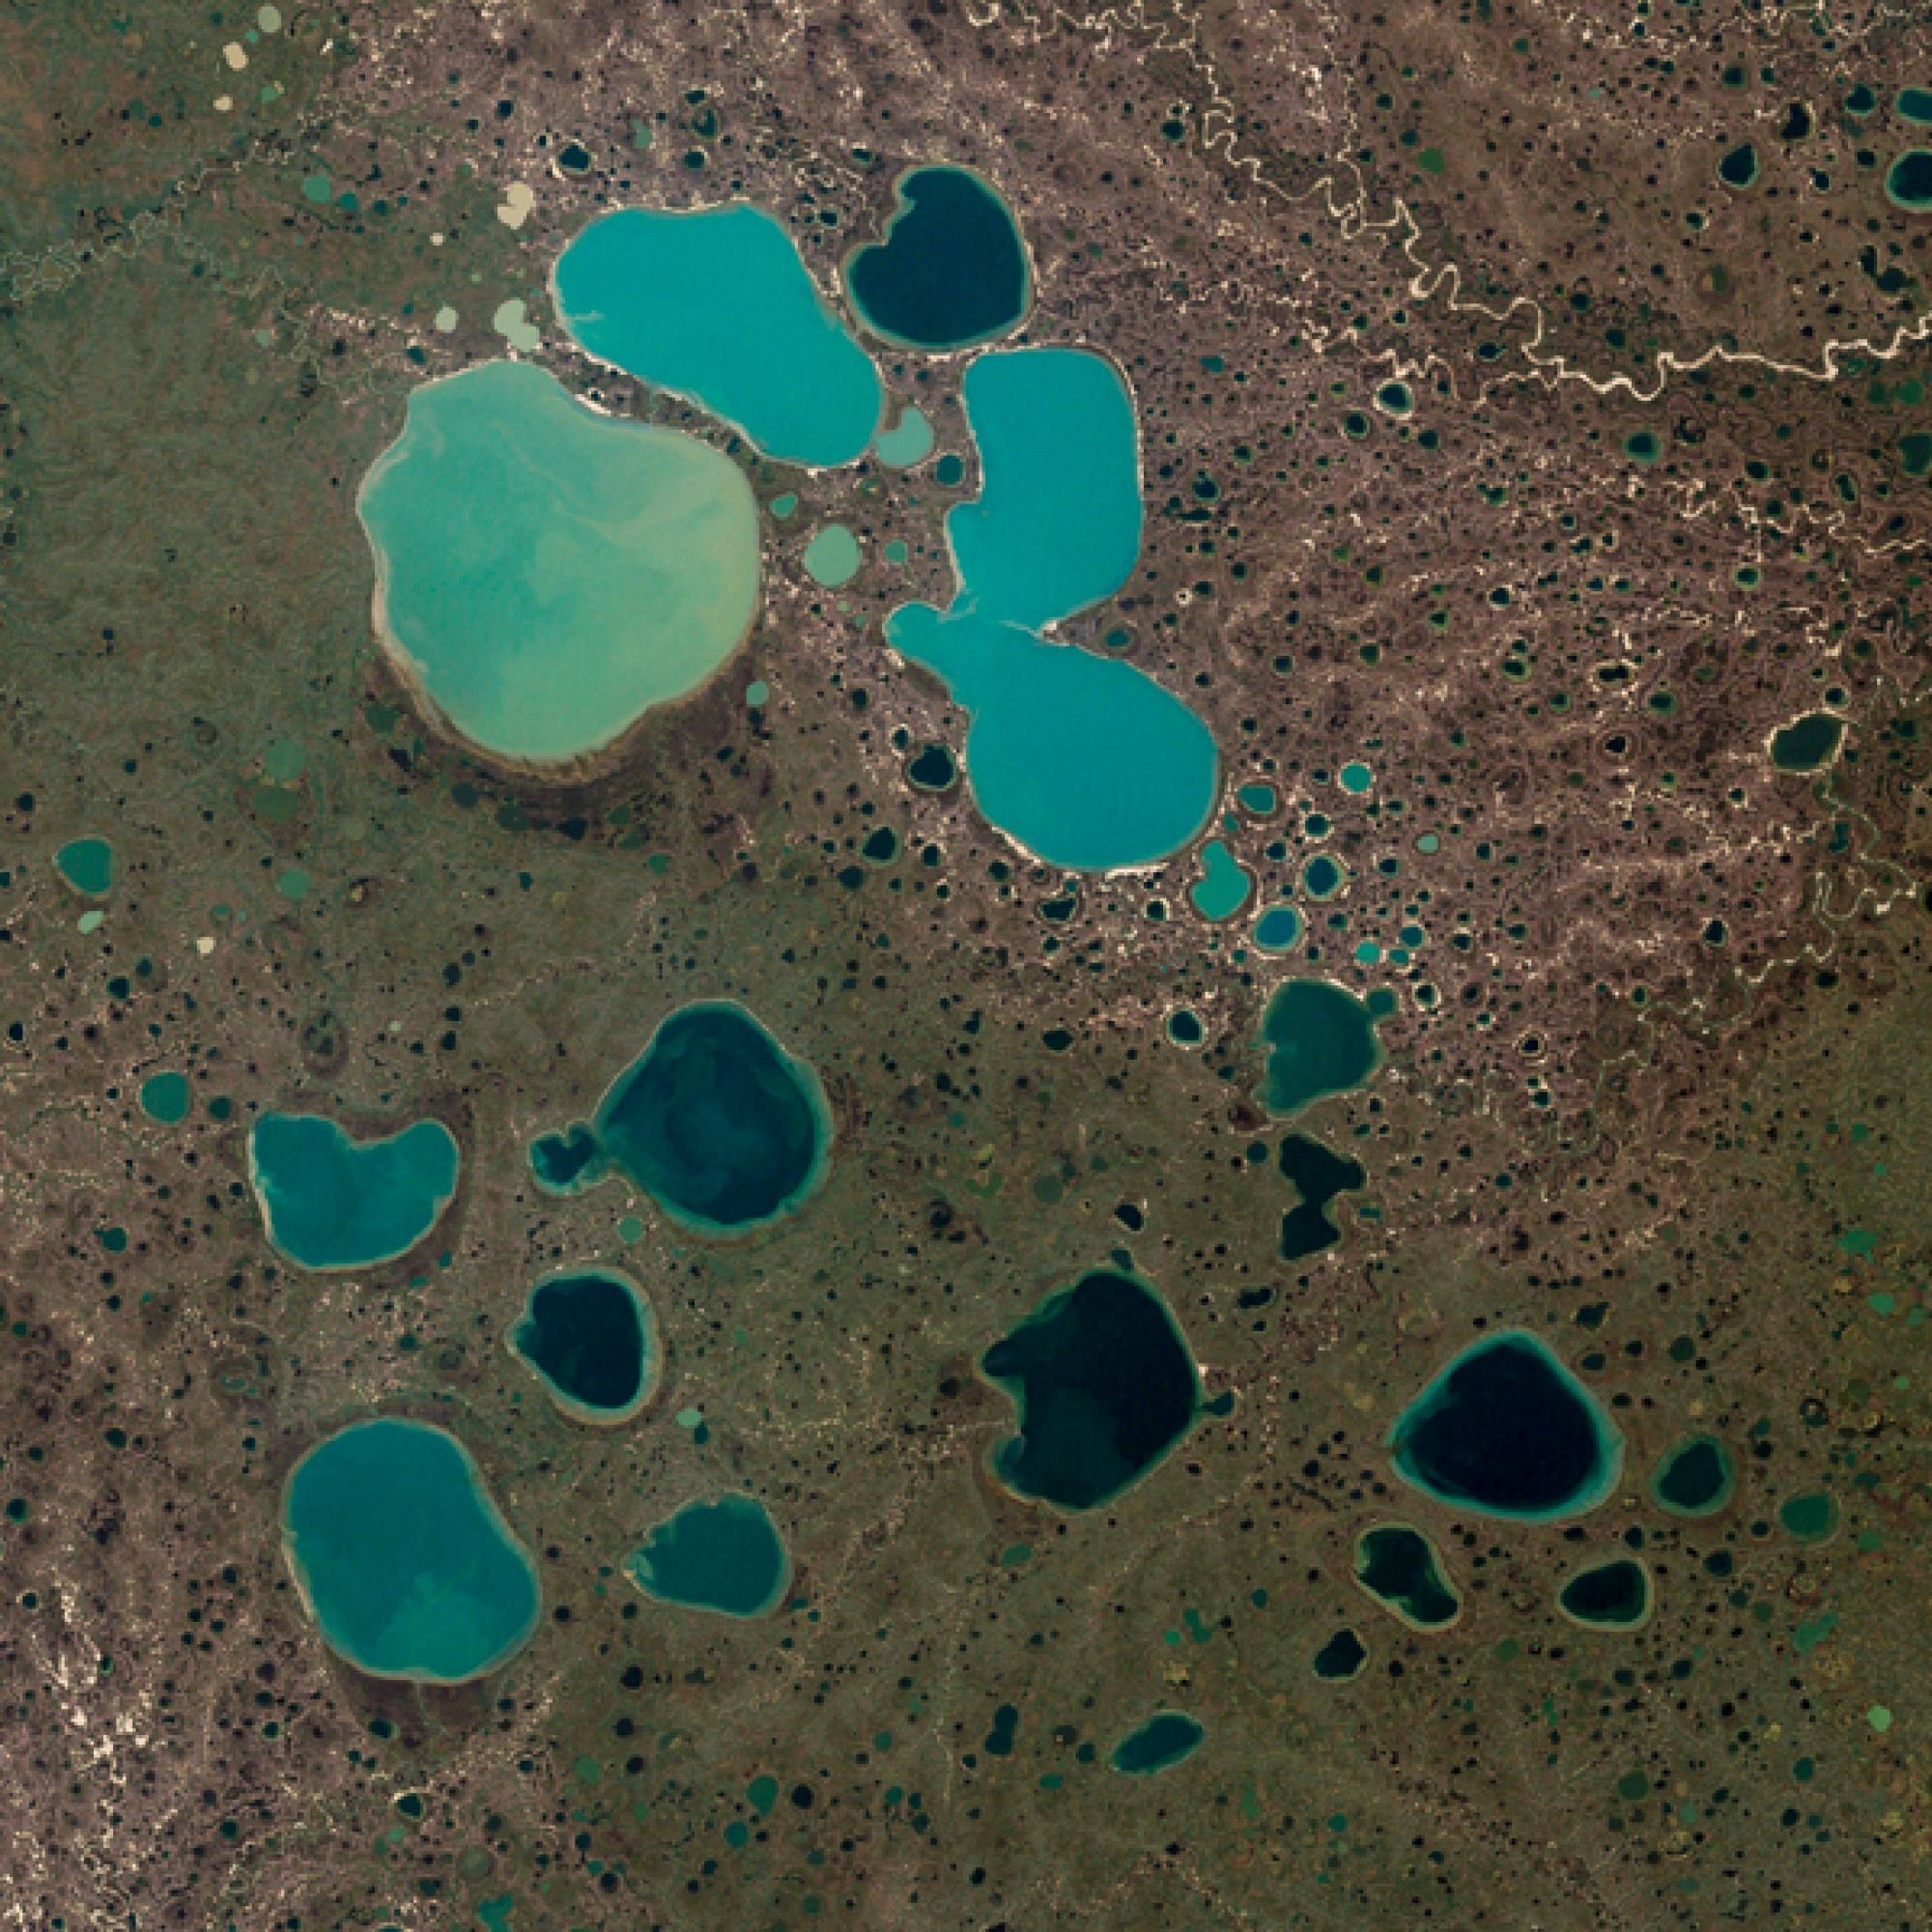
[282,1419,539,1684]
[553,203,882,466]
[139,1070,191,1124]
[886,348,1217,869]
[1111,1712,1205,1776]
[1769,711,1844,772]
[1190,839,1253,921]
[1256,979,1383,1117]
[803,523,862,588]
[874,404,935,469]
[529,1000,831,1235]
[510,1266,658,1424]
[56,837,114,897]
[843,164,1030,352]
[358,359,759,764]
[979,1267,1201,1512]
[627,1493,790,1617]
[1388,1331,1623,1520]
[249,1111,460,1271]
[1650,1434,1735,1518]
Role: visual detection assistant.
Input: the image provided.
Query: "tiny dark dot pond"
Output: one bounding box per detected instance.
[1387,1330,1623,1520]
[979,1268,1201,1512]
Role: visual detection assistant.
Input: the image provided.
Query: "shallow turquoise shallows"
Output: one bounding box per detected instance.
[282,1419,540,1684]
[1253,904,1303,953]
[980,1268,1201,1513]
[804,523,861,588]
[249,1111,460,1270]
[529,1001,832,1235]
[843,165,1031,353]
[1111,1711,1205,1776]
[886,349,1216,869]
[358,359,759,764]
[509,1266,658,1424]
[874,405,935,468]
[1190,839,1253,921]
[1257,979,1383,1116]
[553,203,882,466]
[626,1492,790,1617]
[1389,1331,1623,1520]
[56,837,114,897]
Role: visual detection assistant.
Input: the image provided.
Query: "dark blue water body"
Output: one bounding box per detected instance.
[509,1267,658,1423]
[626,1492,790,1617]
[1353,1523,1461,1631]
[1111,1711,1205,1775]
[980,1268,1201,1512]
[1650,1434,1734,1518]
[1277,1133,1366,1262]
[281,1419,540,1684]
[529,1001,831,1235]
[843,165,1030,351]
[1312,1627,1368,1682]
[1388,1331,1623,1520]
[1557,1557,1652,1631]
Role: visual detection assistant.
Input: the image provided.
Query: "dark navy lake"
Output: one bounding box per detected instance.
[979,1268,1200,1512]
[510,1266,658,1424]
[1388,1331,1623,1520]
[844,165,1030,351]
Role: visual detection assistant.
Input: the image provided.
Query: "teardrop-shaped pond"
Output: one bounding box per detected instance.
[282,1419,539,1684]
[1388,1331,1623,1520]
[1110,1711,1205,1776]
[530,1001,831,1235]
[248,1111,460,1272]
[979,1267,1201,1512]
[509,1266,658,1424]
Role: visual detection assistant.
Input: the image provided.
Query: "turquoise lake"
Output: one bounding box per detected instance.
[627,1492,790,1618]
[885,349,1216,869]
[843,164,1031,352]
[529,1001,831,1235]
[553,203,882,466]
[56,836,114,897]
[1256,979,1383,1116]
[1111,1711,1205,1776]
[874,404,934,468]
[357,359,758,764]
[979,1268,1201,1513]
[249,1111,460,1271]
[282,1418,539,1684]
[1388,1331,1623,1520]
[510,1266,658,1424]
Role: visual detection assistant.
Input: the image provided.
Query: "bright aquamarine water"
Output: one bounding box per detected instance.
[56,837,114,896]
[282,1418,540,1683]
[1190,839,1253,921]
[804,524,862,587]
[249,1111,460,1270]
[553,203,882,466]
[358,359,758,764]
[627,1493,791,1617]
[886,349,1216,869]
[874,405,935,468]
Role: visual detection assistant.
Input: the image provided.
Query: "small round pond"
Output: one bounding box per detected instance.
[1650,1434,1734,1518]
[282,1418,539,1684]
[1388,1330,1623,1520]
[979,1267,1201,1512]
[249,1111,460,1272]
[843,164,1031,352]
[530,1001,831,1235]
[626,1492,790,1618]
[357,359,759,766]
[509,1266,658,1424]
